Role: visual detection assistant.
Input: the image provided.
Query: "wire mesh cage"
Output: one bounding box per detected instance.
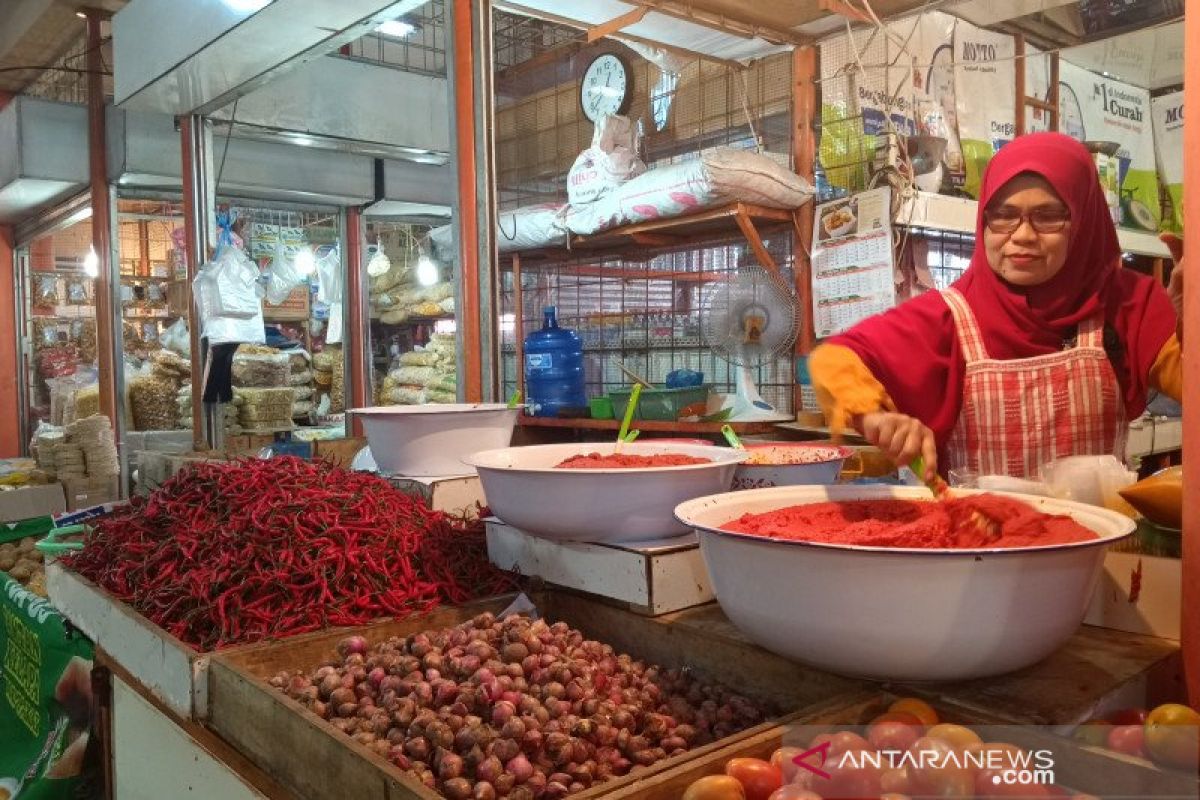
[491,9,799,417]
[339,0,447,76]
[499,235,796,414]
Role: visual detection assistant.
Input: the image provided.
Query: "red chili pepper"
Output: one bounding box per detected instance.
[64,456,519,651]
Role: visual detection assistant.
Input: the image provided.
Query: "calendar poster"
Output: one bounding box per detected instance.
[810,187,896,337]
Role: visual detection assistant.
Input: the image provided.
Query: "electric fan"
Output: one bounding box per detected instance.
[701,265,798,422]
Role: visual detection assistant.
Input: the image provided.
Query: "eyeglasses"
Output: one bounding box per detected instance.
[983,207,1071,234]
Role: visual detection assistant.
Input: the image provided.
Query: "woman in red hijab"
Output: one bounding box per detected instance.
[809,132,1184,481]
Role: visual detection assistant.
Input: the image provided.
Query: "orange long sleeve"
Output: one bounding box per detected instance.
[1149,334,1183,402]
[808,343,895,436]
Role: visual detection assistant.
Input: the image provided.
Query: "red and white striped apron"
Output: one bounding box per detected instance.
[942,288,1126,480]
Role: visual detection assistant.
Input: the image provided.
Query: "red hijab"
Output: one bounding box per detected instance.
[831,132,1177,451]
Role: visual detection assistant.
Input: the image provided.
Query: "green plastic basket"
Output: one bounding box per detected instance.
[608,385,712,422]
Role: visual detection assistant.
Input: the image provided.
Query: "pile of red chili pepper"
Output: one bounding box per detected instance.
[65,457,518,651]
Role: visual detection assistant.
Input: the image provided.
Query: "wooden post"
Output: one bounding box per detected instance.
[344,207,367,436]
[85,9,118,430]
[452,0,484,402]
[1182,5,1199,708]
[180,117,207,450]
[513,253,525,405]
[792,46,818,412]
[1014,35,1026,137]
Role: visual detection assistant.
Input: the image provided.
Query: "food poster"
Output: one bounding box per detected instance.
[1057,60,1160,231]
[904,11,965,190]
[952,19,1017,197]
[1151,90,1183,232]
[811,187,897,337]
[1,575,96,800]
[818,28,912,194]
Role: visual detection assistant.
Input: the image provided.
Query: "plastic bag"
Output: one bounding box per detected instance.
[160,318,191,358]
[36,275,59,306]
[67,282,89,305]
[567,114,646,206]
[266,241,304,305]
[208,245,261,319]
[1039,455,1137,510]
[315,245,343,344]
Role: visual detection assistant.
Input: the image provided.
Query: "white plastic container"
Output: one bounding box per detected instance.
[731,443,853,490]
[674,485,1136,681]
[351,404,518,477]
[463,442,747,543]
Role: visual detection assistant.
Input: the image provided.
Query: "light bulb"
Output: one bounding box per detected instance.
[416,255,439,287]
[377,20,415,38]
[82,246,99,278]
[294,247,316,276]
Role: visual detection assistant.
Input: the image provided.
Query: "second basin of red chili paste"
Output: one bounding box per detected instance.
[721,495,1097,549]
[555,452,713,469]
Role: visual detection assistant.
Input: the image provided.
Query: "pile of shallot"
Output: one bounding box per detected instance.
[271,612,769,799]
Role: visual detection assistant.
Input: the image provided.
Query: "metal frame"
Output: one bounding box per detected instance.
[180,115,212,449]
[1181,6,1198,706]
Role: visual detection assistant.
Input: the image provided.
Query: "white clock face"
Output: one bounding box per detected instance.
[581,54,629,122]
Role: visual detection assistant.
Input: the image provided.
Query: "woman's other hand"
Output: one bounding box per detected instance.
[1161,232,1183,343]
[857,411,938,480]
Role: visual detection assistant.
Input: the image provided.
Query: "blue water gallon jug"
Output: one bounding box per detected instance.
[525,306,586,417]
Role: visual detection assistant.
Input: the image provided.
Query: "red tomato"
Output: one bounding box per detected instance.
[828,731,871,757]
[1144,703,1200,770]
[766,789,822,800]
[682,775,746,800]
[1072,719,1113,748]
[925,723,983,751]
[1106,708,1148,726]
[1107,724,1147,758]
[870,710,927,731]
[906,736,974,798]
[725,758,783,800]
[889,698,940,727]
[770,747,805,786]
[820,758,885,800]
[869,720,921,753]
[879,766,911,794]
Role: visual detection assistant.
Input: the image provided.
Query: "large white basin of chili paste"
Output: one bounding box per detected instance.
[674,485,1135,681]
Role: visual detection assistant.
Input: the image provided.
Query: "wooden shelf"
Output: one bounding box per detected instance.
[370,314,454,325]
[504,202,797,262]
[518,414,779,435]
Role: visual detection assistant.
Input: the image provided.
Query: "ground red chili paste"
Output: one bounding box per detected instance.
[555,452,712,469]
[722,495,1097,549]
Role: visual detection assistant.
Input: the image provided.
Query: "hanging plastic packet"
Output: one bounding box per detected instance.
[265,240,304,305]
[365,242,391,278]
[36,275,59,306]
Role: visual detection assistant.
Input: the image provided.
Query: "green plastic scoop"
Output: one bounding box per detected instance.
[616,384,643,451]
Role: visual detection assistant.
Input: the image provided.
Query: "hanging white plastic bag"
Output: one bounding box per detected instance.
[315,245,344,345]
[160,318,191,358]
[265,241,304,305]
[209,245,261,319]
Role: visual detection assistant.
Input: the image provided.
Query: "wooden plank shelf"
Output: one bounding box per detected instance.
[503,202,797,262]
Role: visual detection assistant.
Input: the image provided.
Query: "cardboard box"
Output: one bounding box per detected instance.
[0,483,66,523]
[1085,550,1181,640]
[62,475,121,511]
[387,475,486,515]
[312,436,366,468]
[485,520,715,616]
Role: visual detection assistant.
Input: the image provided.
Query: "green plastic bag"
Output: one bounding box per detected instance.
[0,574,96,799]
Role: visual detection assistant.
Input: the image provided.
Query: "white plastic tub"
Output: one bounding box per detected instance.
[463,442,747,543]
[674,485,1136,681]
[730,443,853,490]
[351,404,518,477]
